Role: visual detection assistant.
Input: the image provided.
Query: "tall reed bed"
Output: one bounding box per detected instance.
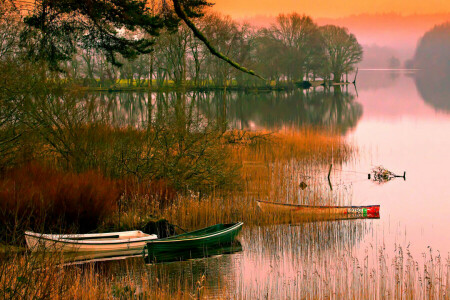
[229,128,352,205]
[235,225,449,299]
[0,252,225,299]
[154,128,354,230]
[1,233,447,299]
[0,163,178,245]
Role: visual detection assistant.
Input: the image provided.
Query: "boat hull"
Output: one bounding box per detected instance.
[25,230,158,252]
[144,222,243,262]
[257,200,380,217]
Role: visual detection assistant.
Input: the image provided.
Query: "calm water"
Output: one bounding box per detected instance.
[88,70,450,296]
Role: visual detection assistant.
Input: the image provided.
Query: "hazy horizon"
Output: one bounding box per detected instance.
[213,11,450,66]
[212,0,450,19]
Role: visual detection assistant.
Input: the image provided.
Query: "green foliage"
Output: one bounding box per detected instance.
[0,58,46,171]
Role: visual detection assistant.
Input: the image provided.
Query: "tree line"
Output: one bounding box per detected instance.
[66,13,363,87]
[1,2,363,88]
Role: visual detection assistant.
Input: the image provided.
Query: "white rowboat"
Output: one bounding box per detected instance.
[25,230,158,252]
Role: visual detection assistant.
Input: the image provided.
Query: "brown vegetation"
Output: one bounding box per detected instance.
[0,163,119,243]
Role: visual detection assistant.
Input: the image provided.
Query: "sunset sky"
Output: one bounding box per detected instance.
[211,0,450,62]
[212,0,450,19]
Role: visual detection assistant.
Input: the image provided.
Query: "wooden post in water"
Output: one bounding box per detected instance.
[328,164,333,190]
[352,68,359,84]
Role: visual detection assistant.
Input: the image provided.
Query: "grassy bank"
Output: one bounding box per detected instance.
[75,79,347,93]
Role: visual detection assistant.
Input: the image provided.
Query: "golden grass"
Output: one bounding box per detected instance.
[228,128,353,163]
[152,128,354,230]
[1,245,447,299]
[0,253,226,299]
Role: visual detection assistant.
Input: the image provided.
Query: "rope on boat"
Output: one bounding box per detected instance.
[171,223,188,233]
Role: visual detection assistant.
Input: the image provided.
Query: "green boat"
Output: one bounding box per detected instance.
[144,241,243,263]
[144,222,243,263]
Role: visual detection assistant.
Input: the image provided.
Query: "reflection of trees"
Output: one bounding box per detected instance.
[415,70,450,112]
[211,88,362,134]
[413,22,450,113]
[91,89,363,134]
[96,92,150,126]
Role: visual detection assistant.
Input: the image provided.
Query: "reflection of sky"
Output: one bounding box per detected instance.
[344,70,450,258]
[225,71,450,298]
[355,70,449,118]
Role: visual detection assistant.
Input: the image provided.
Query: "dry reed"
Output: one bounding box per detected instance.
[155,128,354,230]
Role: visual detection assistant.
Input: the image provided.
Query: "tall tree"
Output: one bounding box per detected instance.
[320,25,362,82]
[414,22,450,73]
[262,13,322,81]
[12,0,262,78]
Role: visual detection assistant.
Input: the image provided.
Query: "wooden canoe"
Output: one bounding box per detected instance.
[25,230,158,252]
[144,222,243,262]
[257,200,380,217]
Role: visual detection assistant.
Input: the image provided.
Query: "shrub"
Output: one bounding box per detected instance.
[0,163,119,244]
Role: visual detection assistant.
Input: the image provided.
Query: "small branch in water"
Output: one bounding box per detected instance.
[393,171,406,180]
[370,166,406,183]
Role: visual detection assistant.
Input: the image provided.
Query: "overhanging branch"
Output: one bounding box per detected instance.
[172,0,265,81]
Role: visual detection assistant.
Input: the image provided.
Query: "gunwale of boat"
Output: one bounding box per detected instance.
[24,230,157,245]
[147,222,244,244]
[256,199,380,209]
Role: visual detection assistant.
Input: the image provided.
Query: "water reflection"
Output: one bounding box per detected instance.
[234,221,374,298]
[415,69,450,112]
[63,249,143,265]
[210,87,363,133]
[357,69,401,90]
[92,88,363,133]
[144,242,242,264]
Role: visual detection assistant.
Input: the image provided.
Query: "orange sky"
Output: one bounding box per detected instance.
[212,0,450,18]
